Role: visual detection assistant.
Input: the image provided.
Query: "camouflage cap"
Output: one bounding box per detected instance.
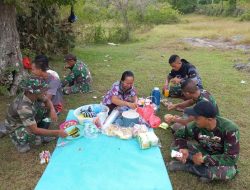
[20,76,48,94]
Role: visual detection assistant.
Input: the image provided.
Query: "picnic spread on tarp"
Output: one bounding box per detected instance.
[2,54,240,186]
[35,101,173,190]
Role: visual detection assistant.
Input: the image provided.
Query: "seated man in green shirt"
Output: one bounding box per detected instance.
[4,77,67,153]
[168,79,219,113]
[166,79,219,127]
[168,101,239,182]
[61,54,92,95]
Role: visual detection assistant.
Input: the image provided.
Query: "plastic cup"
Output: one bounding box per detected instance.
[164,89,169,97]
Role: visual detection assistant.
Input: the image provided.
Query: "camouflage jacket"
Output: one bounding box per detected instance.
[5,93,37,132]
[62,60,92,85]
[195,89,219,115]
[174,116,240,166]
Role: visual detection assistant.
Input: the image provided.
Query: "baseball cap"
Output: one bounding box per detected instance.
[184,101,217,118]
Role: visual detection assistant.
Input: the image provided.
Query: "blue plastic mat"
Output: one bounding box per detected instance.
[35,110,172,190]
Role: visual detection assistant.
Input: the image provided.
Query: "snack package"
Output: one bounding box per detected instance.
[118,127,133,139]
[159,122,169,130]
[137,133,150,149]
[103,124,118,136]
[171,150,183,158]
[146,131,159,146]
[137,131,159,149]
[39,150,51,164]
[132,124,148,137]
[102,124,133,140]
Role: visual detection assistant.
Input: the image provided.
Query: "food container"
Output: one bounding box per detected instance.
[59,120,78,130]
[74,104,109,125]
[122,110,139,127]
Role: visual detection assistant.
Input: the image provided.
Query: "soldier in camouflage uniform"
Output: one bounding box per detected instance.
[61,54,92,95]
[167,79,219,128]
[4,76,67,153]
[163,55,203,98]
[168,101,239,182]
[168,79,218,112]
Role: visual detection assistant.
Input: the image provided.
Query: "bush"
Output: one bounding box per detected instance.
[144,3,180,25]
[17,2,75,55]
[81,3,109,23]
[83,25,131,44]
[107,26,130,43]
[240,11,250,21]
[172,0,197,14]
[83,24,107,44]
[196,3,244,17]
[196,4,224,16]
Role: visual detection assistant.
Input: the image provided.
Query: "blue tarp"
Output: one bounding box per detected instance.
[35,110,172,190]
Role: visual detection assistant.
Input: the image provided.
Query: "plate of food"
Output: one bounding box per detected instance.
[59,120,78,130]
[65,125,83,140]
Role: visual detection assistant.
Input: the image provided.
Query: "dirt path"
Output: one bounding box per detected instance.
[183,37,250,51]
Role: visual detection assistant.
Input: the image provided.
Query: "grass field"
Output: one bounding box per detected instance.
[0,15,250,190]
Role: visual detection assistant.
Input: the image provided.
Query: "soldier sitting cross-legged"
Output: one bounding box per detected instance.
[168,101,240,183]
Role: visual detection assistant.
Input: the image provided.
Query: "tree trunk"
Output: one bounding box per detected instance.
[0,3,25,96]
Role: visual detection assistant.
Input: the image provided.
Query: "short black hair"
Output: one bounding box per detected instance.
[33,55,49,72]
[169,54,180,64]
[64,54,77,61]
[181,79,198,93]
[121,71,134,81]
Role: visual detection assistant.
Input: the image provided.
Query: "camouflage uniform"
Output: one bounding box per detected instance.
[169,83,182,97]
[62,60,92,95]
[171,89,219,133]
[171,116,240,180]
[5,77,48,146]
[195,89,219,115]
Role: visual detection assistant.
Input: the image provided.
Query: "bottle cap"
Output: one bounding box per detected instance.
[154,87,160,91]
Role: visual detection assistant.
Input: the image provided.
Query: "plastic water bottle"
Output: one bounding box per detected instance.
[151,87,161,110]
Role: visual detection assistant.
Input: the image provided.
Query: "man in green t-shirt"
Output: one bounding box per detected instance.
[168,101,239,182]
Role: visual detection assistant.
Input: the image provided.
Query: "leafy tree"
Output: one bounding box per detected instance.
[0,0,75,95]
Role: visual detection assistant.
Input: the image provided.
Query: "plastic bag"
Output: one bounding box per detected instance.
[137,105,161,128]
[136,105,154,122]
[149,114,161,128]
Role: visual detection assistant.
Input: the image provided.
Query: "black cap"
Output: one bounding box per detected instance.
[64,54,77,61]
[184,101,217,118]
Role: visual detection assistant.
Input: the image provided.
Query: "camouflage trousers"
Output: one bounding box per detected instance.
[63,83,91,95]
[9,126,36,146]
[169,84,182,97]
[171,143,237,180]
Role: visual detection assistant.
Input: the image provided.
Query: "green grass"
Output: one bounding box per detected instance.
[1,15,250,190]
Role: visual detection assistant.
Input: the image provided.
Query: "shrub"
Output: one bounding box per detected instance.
[240,10,250,21]
[107,26,130,43]
[144,3,180,25]
[17,2,75,55]
[172,0,197,14]
[83,25,131,44]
